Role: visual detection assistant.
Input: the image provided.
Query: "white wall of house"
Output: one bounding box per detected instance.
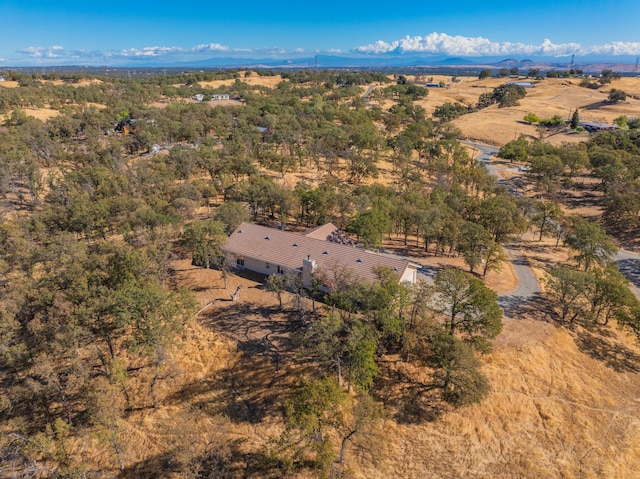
[226,251,416,285]
[400,267,417,284]
[227,253,296,277]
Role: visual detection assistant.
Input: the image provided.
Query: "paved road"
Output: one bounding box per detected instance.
[463,140,640,301]
[498,245,541,313]
[461,141,541,305]
[363,85,375,99]
[362,85,375,108]
[616,249,640,298]
[460,141,521,197]
[374,142,542,311]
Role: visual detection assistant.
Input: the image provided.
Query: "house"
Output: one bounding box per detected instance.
[505,81,534,88]
[223,222,419,287]
[114,118,137,135]
[211,94,230,101]
[579,121,620,132]
[192,94,205,102]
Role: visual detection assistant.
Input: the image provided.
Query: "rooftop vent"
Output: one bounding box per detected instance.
[238,229,243,233]
[323,251,329,255]
[265,236,270,240]
[293,243,299,247]
[356,258,363,263]
[394,267,399,272]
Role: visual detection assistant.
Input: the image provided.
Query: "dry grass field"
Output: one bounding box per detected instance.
[198,72,284,90]
[96,244,639,478]
[374,75,640,146]
[452,77,640,146]
[0,80,19,88]
[3,71,640,478]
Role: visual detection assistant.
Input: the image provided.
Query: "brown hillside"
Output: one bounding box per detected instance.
[394,76,640,146]
[109,257,640,479]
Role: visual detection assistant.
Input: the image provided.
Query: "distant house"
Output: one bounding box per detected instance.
[223,222,419,287]
[425,82,442,88]
[211,94,230,101]
[580,121,620,132]
[0,76,6,82]
[114,118,137,135]
[506,81,534,88]
[192,93,205,102]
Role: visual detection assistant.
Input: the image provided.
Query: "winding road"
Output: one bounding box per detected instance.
[462,140,640,302]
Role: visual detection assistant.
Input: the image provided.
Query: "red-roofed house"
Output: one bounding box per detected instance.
[223,222,418,287]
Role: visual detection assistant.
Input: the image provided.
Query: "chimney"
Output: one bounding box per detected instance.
[302,256,317,288]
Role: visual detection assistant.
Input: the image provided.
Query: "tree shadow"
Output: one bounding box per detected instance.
[499,292,557,324]
[165,302,307,424]
[581,100,610,110]
[575,329,640,373]
[118,449,183,479]
[371,362,446,424]
[118,440,281,479]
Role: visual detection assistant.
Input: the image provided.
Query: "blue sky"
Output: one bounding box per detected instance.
[1,0,639,65]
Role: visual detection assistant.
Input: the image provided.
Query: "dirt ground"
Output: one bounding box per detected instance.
[381,235,518,293]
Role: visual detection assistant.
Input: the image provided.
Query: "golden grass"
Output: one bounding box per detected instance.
[15,240,631,478]
[198,73,284,90]
[451,78,640,145]
[355,319,640,479]
[0,80,19,88]
[44,79,104,87]
[183,252,640,479]
[5,72,640,478]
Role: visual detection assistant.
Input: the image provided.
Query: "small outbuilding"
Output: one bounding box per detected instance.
[580,121,620,132]
[505,81,534,88]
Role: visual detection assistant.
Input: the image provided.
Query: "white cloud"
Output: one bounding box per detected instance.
[193,43,230,52]
[114,46,183,58]
[354,33,640,57]
[19,45,66,58]
[589,41,640,56]
[9,34,640,66]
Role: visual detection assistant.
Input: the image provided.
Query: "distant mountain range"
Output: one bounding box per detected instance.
[130,54,640,73]
[4,54,640,73]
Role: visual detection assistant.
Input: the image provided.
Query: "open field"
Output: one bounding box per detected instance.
[0,80,19,88]
[371,75,640,146]
[198,72,284,89]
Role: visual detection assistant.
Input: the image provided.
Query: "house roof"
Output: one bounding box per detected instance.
[303,222,339,240]
[224,222,416,284]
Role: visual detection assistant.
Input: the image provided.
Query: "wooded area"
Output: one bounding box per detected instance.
[1,69,639,478]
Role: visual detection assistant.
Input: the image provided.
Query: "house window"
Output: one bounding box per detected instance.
[277,265,284,274]
[266,263,270,269]
[236,258,245,267]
